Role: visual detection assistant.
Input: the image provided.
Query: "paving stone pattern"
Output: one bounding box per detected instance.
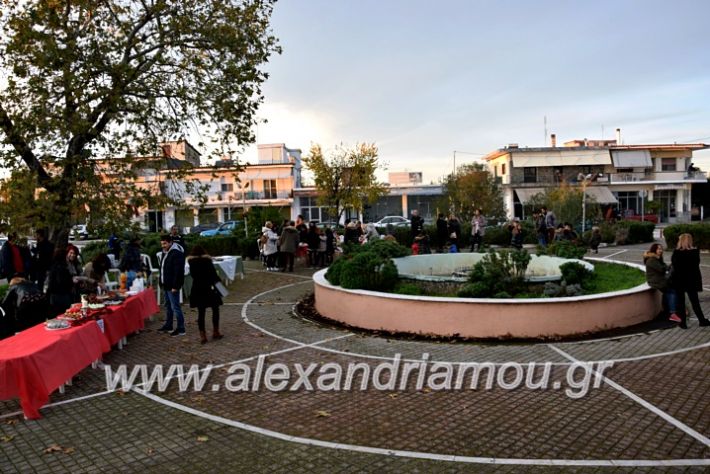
[1,247,709,472]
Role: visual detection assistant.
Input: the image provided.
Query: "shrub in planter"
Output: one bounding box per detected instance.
[541,240,586,259]
[663,223,710,250]
[559,261,592,286]
[338,251,398,291]
[462,249,531,297]
[615,221,654,244]
[394,283,423,295]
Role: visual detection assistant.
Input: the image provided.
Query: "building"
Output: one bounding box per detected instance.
[483,130,709,223]
[118,141,302,232]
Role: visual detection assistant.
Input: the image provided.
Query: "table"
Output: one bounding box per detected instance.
[212,256,244,283]
[100,290,160,346]
[0,321,110,419]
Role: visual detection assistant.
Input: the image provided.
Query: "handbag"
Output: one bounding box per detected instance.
[214,281,229,298]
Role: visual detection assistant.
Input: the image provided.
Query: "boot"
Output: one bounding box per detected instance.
[199,330,208,344]
[212,327,224,340]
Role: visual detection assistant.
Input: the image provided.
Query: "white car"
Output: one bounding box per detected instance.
[373,216,411,228]
[70,224,91,240]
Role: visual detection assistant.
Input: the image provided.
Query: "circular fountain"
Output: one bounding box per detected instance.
[313,254,659,339]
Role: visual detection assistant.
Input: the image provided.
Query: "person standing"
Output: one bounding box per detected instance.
[447,215,461,252]
[670,233,710,329]
[169,225,186,251]
[643,243,678,323]
[262,222,279,271]
[158,235,187,336]
[47,248,75,316]
[470,208,487,252]
[534,210,547,247]
[410,209,424,242]
[543,207,556,245]
[119,237,143,289]
[0,233,24,280]
[187,245,224,344]
[436,213,448,253]
[278,220,299,272]
[31,229,54,291]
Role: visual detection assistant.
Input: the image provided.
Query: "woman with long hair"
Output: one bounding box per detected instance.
[187,245,224,344]
[670,233,709,329]
[643,243,678,322]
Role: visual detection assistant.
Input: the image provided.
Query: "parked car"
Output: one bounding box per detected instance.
[373,216,411,228]
[314,221,345,232]
[70,224,95,240]
[200,220,243,237]
[189,222,221,234]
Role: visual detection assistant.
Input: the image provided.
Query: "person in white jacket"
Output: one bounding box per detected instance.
[261,222,279,271]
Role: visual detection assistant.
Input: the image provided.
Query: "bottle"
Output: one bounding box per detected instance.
[120,272,127,292]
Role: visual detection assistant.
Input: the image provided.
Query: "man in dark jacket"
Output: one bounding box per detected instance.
[158,235,186,336]
[31,229,54,291]
[410,210,424,240]
[278,221,299,272]
[436,214,448,252]
[0,233,24,280]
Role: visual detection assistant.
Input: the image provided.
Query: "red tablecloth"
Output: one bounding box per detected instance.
[0,321,109,419]
[101,290,160,346]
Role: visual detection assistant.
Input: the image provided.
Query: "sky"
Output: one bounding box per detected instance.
[239,0,710,184]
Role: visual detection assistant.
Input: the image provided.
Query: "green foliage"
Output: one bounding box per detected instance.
[614,221,654,244]
[324,257,348,286]
[540,240,587,259]
[393,283,423,296]
[0,284,8,301]
[359,239,411,259]
[459,249,531,298]
[304,143,388,222]
[583,261,646,293]
[0,1,280,243]
[440,163,506,222]
[526,184,601,229]
[483,221,537,246]
[559,262,592,286]
[338,252,398,291]
[663,223,710,250]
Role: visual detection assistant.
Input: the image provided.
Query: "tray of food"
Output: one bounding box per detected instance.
[45,319,71,330]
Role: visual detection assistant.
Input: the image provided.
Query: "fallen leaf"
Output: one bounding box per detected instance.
[63,447,75,455]
[43,444,63,454]
[145,448,155,455]
[388,393,399,399]
[4,419,18,425]
[116,390,127,396]
[1,435,15,442]
[196,435,209,443]
[421,388,431,393]
[315,410,331,418]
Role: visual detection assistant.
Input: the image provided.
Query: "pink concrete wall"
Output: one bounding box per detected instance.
[313,271,659,339]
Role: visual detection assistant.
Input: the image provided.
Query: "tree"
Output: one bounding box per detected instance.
[304,143,388,222]
[0,0,280,243]
[440,163,505,222]
[526,184,601,228]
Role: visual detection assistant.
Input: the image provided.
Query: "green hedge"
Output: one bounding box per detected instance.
[663,223,710,250]
[325,239,408,291]
[614,221,654,245]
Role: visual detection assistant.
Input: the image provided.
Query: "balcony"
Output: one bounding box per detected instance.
[609,170,706,184]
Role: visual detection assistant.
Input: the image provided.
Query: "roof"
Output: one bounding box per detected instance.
[484,143,709,161]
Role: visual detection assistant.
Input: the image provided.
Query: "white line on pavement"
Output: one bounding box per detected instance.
[0,390,114,420]
[601,249,628,259]
[134,389,710,467]
[548,344,710,448]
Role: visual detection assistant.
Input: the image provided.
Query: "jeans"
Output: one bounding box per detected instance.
[163,289,185,331]
[663,289,677,314]
[126,270,137,290]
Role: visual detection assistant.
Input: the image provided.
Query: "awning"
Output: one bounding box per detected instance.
[513,150,611,167]
[585,186,618,204]
[611,150,652,168]
[514,188,545,203]
[245,169,292,180]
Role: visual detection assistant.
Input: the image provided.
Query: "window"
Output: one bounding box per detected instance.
[221,183,233,192]
[523,168,537,183]
[501,163,506,175]
[661,158,676,171]
[263,179,277,199]
[299,196,327,222]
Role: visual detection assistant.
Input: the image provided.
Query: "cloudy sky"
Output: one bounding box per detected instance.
[240,0,710,183]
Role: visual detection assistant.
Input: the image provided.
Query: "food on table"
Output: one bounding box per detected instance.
[45,319,71,330]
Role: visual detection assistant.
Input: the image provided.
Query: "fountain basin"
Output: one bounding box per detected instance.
[313,258,659,339]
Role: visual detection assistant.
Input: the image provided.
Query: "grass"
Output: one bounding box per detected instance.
[583,261,646,294]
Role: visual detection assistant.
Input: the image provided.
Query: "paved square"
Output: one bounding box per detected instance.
[1,244,709,472]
